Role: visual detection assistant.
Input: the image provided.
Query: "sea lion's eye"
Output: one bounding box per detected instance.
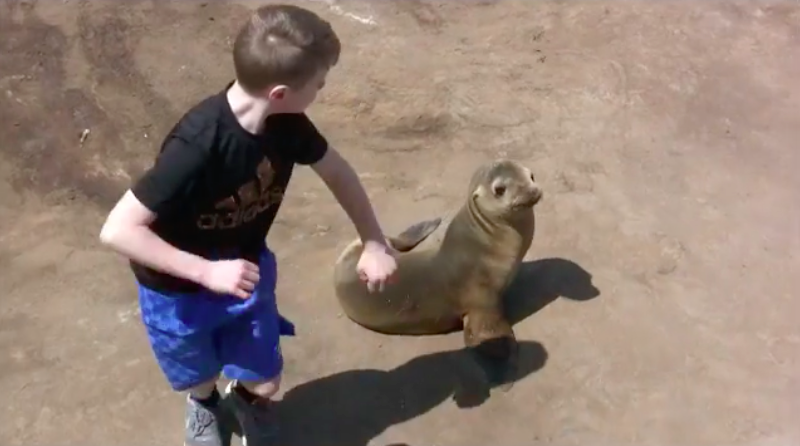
[493,184,506,197]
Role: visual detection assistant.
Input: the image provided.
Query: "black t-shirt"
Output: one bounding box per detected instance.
[130,83,328,293]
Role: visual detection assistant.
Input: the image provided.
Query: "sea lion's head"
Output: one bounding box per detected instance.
[469,159,543,219]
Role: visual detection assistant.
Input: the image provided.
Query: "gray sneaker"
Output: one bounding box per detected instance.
[223,380,279,446]
[184,394,233,446]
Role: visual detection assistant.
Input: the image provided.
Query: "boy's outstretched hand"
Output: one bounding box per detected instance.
[357,240,398,293]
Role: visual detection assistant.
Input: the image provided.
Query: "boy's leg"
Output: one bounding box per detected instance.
[217,302,285,446]
[139,286,232,446]
[217,249,285,446]
[144,324,235,446]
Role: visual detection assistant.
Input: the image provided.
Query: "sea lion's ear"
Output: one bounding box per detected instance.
[472,184,485,200]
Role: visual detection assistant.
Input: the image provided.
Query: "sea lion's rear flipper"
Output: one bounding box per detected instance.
[388,217,443,252]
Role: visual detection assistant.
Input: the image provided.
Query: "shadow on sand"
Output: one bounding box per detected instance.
[275,340,548,446]
[269,257,599,446]
[504,257,601,325]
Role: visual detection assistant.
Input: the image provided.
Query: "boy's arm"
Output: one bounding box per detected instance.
[99,135,259,298]
[99,189,211,285]
[310,146,388,250]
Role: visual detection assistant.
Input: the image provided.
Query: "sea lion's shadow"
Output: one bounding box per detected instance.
[270,258,594,446]
[504,257,601,325]
[274,340,548,446]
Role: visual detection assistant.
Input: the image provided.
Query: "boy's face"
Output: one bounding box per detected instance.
[267,68,328,114]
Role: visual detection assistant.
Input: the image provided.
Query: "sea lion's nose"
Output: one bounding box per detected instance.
[531,187,543,204]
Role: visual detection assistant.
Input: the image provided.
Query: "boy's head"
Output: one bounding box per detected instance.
[233,4,341,113]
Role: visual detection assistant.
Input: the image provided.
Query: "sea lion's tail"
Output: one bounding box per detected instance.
[334,217,442,265]
[333,217,442,284]
[388,217,442,252]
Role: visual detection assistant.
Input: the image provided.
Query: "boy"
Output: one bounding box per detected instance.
[98,4,397,446]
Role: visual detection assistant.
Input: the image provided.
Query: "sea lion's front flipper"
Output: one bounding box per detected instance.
[388,217,443,252]
[463,311,519,392]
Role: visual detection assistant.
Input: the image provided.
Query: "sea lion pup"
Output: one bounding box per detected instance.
[333,159,542,360]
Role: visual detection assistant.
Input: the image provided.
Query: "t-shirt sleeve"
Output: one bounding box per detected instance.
[131,134,212,217]
[289,113,329,165]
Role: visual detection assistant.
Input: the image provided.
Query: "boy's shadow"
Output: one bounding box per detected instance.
[274,340,548,446]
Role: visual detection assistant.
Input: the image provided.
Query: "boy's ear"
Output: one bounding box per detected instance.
[267,84,289,101]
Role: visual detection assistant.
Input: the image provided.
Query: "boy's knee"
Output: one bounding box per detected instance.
[240,374,281,399]
[187,376,220,398]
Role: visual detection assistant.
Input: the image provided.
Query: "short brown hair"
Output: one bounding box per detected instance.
[232,4,341,93]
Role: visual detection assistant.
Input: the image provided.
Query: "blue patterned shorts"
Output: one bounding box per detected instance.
[137,248,295,392]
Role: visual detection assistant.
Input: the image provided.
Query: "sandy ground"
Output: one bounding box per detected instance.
[1,0,799,445]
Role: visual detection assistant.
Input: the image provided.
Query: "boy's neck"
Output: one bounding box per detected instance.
[226,80,274,135]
